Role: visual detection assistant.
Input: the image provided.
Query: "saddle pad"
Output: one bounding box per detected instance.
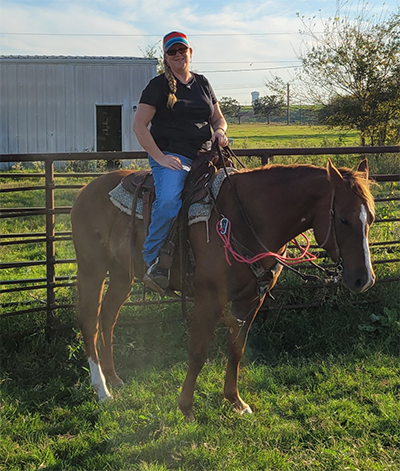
[109,183,143,218]
[108,167,237,225]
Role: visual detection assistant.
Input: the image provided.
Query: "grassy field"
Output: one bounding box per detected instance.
[228,124,360,149]
[1,125,399,470]
[1,303,399,470]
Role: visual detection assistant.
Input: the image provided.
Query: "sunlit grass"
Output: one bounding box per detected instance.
[1,326,399,470]
[229,123,360,149]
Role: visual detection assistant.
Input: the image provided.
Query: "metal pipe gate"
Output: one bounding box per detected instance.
[1,147,399,336]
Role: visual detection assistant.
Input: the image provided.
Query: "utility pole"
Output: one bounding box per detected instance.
[299,100,302,125]
[287,83,290,125]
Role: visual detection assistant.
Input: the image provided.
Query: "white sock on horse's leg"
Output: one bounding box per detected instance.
[88,357,113,402]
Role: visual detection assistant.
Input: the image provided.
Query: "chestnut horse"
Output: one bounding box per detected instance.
[71,159,375,419]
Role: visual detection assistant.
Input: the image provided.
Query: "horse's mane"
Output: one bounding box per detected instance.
[339,168,376,219]
[238,163,376,218]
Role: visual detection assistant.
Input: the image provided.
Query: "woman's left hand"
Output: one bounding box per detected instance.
[212,129,229,147]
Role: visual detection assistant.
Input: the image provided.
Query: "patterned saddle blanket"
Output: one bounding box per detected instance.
[108,167,237,226]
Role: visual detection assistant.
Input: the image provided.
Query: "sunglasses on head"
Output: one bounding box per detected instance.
[166,46,189,56]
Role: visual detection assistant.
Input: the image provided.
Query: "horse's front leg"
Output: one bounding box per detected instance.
[224,296,263,415]
[178,287,225,420]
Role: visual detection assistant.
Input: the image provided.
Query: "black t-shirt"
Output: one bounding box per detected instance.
[139,73,218,160]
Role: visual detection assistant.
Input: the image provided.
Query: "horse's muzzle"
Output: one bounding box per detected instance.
[343,268,376,294]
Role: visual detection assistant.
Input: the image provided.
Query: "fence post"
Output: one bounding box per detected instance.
[45,158,56,339]
[261,154,274,165]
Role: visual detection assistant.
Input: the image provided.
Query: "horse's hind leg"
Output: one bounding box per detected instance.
[76,264,112,402]
[224,296,263,415]
[99,261,132,387]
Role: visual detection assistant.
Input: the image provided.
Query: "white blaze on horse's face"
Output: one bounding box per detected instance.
[88,357,113,402]
[340,201,375,294]
[359,204,374,292]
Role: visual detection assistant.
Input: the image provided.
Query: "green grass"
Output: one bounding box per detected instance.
[1,301,400,470]
[227,124,400,175]
[228,124,360,149]
[0,176,80,324]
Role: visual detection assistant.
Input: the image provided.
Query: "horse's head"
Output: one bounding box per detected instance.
[314,159,375,293]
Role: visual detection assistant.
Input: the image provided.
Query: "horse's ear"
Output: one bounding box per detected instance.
[357,159,369,179]
[327,159,343,188]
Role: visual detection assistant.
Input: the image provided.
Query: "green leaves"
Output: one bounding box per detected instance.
[359,308,400,335]
[219,97,245,124]
[299,0,400,145]
[252,95,285,124]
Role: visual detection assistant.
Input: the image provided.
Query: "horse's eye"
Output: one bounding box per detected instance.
[340,218,349,226]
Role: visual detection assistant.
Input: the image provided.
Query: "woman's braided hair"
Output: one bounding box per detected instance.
[164,61,178,109]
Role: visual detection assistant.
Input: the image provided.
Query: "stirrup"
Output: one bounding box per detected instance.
[143,257,170,296]
[143,275,167,297]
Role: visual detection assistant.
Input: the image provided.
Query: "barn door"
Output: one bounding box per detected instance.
[96,105,122,152]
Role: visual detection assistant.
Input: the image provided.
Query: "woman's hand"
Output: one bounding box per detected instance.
[210,102,229,147]
[134,104,183,170]
[211,128,229,147]
[158,154,183,170]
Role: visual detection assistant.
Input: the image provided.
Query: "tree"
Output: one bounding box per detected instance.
[219,97,245,124]
[265,75,316,125]
[140,43,164,75]
[252,95,285,124]
[264,77,289,124]
[298,1,400,145]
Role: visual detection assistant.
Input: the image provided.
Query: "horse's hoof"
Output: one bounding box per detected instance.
[98,393,113,404]
[184,411,195,422]
[240,405,253,415]
[107,377,124,388]
[178,399,195,421]
[179,406,195,421]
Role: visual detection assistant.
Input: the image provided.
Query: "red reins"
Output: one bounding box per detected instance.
[216,217,317,267]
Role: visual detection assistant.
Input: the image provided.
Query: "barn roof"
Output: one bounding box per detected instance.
[0,55,157,65]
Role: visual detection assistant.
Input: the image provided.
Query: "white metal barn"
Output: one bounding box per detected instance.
[0,55,157,160]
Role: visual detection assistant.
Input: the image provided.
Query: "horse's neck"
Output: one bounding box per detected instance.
[284,173,327,228]
[278,168,327,211]
[237,167,328,249]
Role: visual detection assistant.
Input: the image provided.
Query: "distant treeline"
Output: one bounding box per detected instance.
[225,106,321,125]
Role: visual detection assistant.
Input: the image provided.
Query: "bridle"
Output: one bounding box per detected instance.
[318,189,343,275]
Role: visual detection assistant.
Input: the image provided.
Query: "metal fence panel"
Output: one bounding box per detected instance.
[1,147,399,334]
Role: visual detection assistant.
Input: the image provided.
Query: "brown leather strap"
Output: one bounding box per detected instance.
[142,191,152,235]
[129,178,146,274]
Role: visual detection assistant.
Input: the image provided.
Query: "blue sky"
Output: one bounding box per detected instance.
[1,0,398,104]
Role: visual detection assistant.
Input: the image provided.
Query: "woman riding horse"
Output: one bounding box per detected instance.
[71,156,375,419]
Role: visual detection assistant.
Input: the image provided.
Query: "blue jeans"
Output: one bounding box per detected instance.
[142,153,192,266]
